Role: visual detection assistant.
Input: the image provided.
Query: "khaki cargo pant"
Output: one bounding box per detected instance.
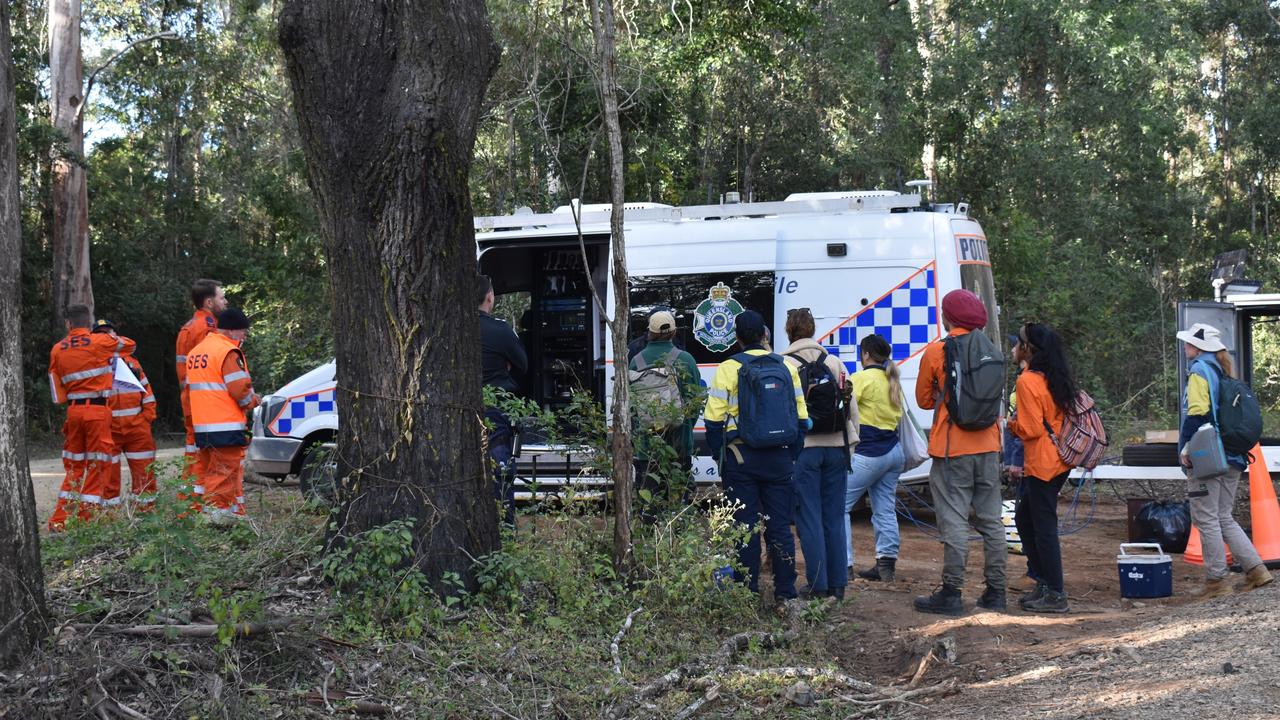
[928,452,1007,592]
[1190,468,1263,581]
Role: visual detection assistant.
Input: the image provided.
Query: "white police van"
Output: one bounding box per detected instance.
[248,187,1002,494]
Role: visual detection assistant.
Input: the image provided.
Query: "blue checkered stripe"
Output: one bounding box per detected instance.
[270,387,336,435]
[824,266,939,373]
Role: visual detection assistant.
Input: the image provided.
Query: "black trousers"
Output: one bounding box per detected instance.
[485,407,516,526]
[1014,472,1068,592]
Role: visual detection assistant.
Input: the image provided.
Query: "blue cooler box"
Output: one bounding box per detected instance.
[1117,543,1173,598]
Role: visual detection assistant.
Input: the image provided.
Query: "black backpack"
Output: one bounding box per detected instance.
[942,331,1005,430]
[1207,364,1263,458]
[785,350,846,434]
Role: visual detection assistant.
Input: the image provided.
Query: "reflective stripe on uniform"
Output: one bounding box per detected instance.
[142,395,156,404]
[61,365,112,383]
[175,355,187,363]
[62,451,86,461]
[223,371,249,383]
[60,490,103,504]
[184,444,198,454]
[67,390,110,400]
[124,450,156,460]
[85,452,115,462]
[140,378,150,386]
[187,382,228,392]
[193,485,206,495]
[194,421,245,433]
[237,394,254,408]
[49,373,59,402]
[102,496,124,506]
[112,407,142,417]
[707,388,730,400]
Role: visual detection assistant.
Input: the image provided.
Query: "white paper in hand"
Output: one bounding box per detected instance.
[113,358,145,394]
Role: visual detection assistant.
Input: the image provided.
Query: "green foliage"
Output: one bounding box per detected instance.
[319,520,440,640]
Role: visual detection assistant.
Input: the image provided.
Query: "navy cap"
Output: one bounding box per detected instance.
[735,310,766,344]
[92,319,114,333]
[217,307,251,331]
[1008,333,1020,347]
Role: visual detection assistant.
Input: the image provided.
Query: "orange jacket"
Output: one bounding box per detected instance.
[914,328,1001,458]
[188,332,259,447]
[176,309,217,391]
[1010,370,1071,480]
[109,337,156,424]
[48,328,120,404]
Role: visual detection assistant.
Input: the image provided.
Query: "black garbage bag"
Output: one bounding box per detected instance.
[1135,500,1192,553]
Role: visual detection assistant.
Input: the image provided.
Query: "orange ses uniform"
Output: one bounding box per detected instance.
[108,337,158,505]
[187,332,259,518]
[176,309,217,481]
[915,327,1002,458]
[1010,371,1071,481]
[47,328,121,530]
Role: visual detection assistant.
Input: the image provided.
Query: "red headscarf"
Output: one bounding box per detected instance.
[941,289,988,330]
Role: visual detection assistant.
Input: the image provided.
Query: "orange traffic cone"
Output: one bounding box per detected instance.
[1183,524,1233,566]
[1246,444,1280,569]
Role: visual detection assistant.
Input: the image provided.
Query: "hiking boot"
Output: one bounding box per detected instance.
[828,586,846,601]
[857,563,881,581]
[1198,577,1233,600]
[1019,580,1048,609]
[1237,565,1276,592]
[913,585,963,616]
[860,557,896,582]
[977,585,1007,612]
[1023,588,1069,614]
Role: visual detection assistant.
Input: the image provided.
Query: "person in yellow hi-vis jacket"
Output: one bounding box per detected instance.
[704,310,810,601]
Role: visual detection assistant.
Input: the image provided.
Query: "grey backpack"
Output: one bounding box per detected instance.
[629,348,685,431]
[942,331,1005,430]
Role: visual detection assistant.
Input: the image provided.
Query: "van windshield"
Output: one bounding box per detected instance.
[960,264,1001,342]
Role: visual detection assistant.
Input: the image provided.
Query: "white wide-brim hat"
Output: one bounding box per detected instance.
[1176,323,1227,352]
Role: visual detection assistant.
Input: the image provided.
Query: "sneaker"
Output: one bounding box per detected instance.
[1023,588,1069,613]
[977,584,1006,612]
[1019,580,1048,609]
[913,585,964,616]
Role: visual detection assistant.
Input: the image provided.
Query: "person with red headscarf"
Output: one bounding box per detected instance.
[912,289,1006,616]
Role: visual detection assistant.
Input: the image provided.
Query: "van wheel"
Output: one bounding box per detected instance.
[1122,443,1180,467]
[298,443,338,505]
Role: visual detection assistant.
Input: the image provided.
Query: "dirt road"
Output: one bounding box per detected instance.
[29,447,184,519]
[830,489,1280,719]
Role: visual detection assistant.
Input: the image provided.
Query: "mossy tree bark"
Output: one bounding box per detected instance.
[278,0,502,590]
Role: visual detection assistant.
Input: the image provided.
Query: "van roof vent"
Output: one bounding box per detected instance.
[783,190,900,202]
[552,201,675,214]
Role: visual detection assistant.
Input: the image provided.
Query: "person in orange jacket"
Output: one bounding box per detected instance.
[176,279,226,501]
[912,289,1006,615]
[94,319,158,508]
[47,305,122,531]
[187,307,259,524]
[1009,322,1076,614]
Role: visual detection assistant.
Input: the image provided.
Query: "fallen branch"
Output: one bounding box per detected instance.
[74,617,296,639]
[907,648,936,689]
[610,605,643,676]
[672,683,719,720]
[304,690,392,715]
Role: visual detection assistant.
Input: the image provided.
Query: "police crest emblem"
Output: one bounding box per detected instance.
[693,282,744,353]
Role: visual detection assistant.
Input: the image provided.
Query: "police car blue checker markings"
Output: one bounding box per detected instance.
[823,264,939,374]
[270,387,336,435]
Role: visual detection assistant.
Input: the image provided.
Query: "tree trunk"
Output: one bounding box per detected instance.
[589,0,634,576]
[0,0,49,667]
[48,0,92,326]
[278,1,501,591]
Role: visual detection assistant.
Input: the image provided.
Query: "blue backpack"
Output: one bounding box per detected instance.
[732,352,800,449]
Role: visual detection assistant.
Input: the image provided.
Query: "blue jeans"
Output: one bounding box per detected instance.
[794,447,850,594]
[845,443,904,567]
[722,445,798,600]
[485,408,516,526]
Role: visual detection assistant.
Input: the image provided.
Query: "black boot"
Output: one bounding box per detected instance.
[977,584,1006,612]
[913,585,963,616]
[1024,588,1069,614]
[857,563,881,581]
[1019,580,1047,609]
[877,557,896,582]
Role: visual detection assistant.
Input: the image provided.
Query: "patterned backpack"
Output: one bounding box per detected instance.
[1045,390,1109,469]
